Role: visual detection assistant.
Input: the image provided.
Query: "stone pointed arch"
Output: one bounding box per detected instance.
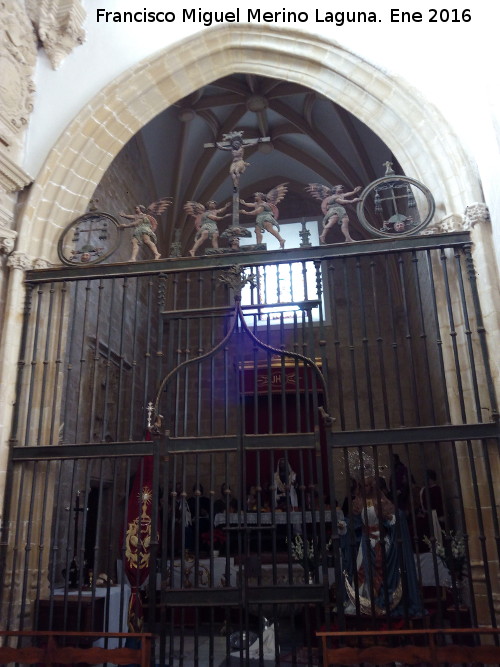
[20,25,481,262]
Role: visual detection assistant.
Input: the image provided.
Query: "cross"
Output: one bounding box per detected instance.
[65,491,86,558]
[65,490,86,587]
[204,130,271,227]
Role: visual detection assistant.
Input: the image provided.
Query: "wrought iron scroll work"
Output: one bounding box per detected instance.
[152,265,333,428]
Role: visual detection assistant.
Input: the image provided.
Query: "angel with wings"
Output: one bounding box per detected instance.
[306,183,362,243]
[185,200,231,256]
[239,184,288,249]
[119,198,171,261]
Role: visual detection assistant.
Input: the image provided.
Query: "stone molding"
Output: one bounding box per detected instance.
[27,0,86,70]
[0,201,16,254]
[0,150,33,193]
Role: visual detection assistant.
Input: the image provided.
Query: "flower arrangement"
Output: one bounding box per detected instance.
[424,530,467,581]
[288,534,324,574]
[201,528,226,550]
[290,534,314,561]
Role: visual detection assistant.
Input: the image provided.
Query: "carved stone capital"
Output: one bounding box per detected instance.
[463,203,490,230]
[27,0,86,70]
[0,230,16,254]
[7,251,33,271]
[32,257,52,269]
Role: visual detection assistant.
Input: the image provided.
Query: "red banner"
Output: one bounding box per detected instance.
[123,450,155,632]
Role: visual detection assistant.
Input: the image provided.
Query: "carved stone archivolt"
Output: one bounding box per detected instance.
[27,0,86,70]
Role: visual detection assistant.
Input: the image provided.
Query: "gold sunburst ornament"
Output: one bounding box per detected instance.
[125,486,153,571]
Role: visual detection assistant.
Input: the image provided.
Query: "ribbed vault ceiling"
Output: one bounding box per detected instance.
[126,73,403,249]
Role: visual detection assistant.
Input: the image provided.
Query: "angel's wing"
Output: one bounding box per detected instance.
[183,201,205,216]
[305,183,334,201]
[147,197,172,216]
[266,183,288,207]
[306,183,335,216]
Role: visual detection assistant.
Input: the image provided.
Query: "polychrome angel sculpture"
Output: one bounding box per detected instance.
[239,183,288,249]
[306,183,362,243]
[119,198,172,261]
[185,200,231,256]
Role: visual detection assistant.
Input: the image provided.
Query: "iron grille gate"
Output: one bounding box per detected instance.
[1,231,500,665]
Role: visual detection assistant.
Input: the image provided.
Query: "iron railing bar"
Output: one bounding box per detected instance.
[330,422,500,446]
[5,458,28,628]
[398,252,421,425]
[327,261,345,430]
[464,438,495,627]
[118,457,132,634]
[24,231,473,282]
[105,458,121,632]
[100,278,117,444]
[463,243,499,418]
[250,315,259,435]
[45,460,64,630]
[412,250,437,423]
[142,276,155,436]
[454,248,483,421]
[356,256,375,428]
[19,461,38,630]
[33,460,53,631]
[480,438,500,633]
[127,277,141,441]
[196,272,204,438]
[292,312,301,433]
[36,283,56,445]
[425,249,451,423]
[182,272,192,435]
[115,277,129,442]
[74,280,92,443]
[370,257,390,427]
[49,282,68,445]
[440,248,468,423]
[10,441,159,460]
[27,425,500,458]
[174,316,183,438]
[343,257,360,428]
[90,460,105,630]
[88,278,105,443]
[24,284,44,447]
[279,315,287,434]
[385,253,405,426]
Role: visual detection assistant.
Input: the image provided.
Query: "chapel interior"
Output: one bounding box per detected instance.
[1,63,500,667]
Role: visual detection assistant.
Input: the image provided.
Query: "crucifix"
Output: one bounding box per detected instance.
[65,490,86,588]
[204,130,270,228]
